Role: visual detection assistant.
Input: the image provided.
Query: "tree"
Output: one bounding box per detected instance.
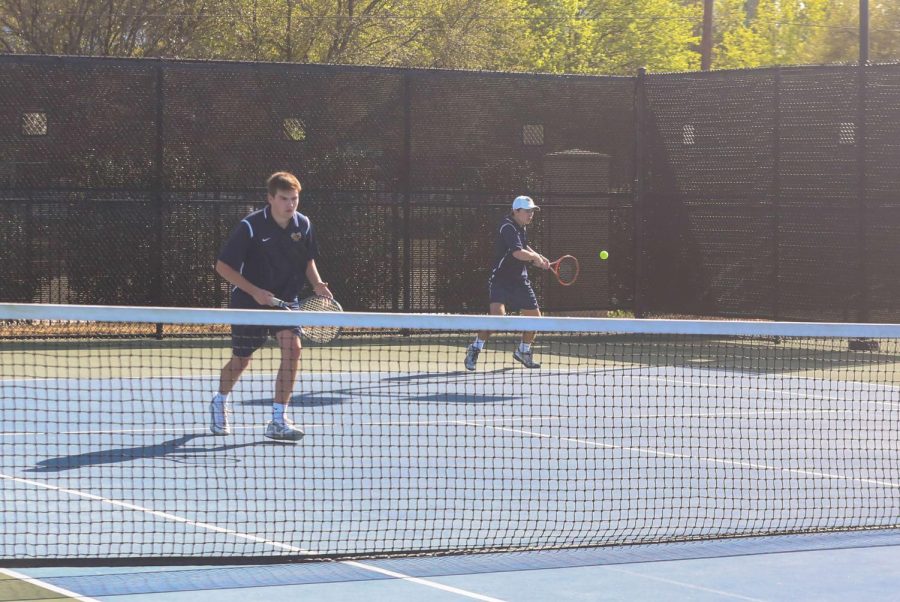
[522,0,701,74]
[815,0,900,64]
[195,0,533,69]
[0,0,214,56]
[4,0,895,75]
[712,0,900,69]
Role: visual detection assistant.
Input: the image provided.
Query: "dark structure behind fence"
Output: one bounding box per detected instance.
[1,55,898,321]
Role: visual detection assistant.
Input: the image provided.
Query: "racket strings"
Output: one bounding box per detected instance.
[299,296,340,312]
[298,295,342,343]
[556,257,578,284]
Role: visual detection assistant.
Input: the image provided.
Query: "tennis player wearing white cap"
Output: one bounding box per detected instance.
[464,195,550,371]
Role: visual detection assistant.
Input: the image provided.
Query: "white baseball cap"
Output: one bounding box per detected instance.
[512,195,539,211]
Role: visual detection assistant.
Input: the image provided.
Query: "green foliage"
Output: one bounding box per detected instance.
[816,0,900,64]
[0,0,212,56]
[522,0,701,74]
[186,0,534,69]
[715,0,830,68]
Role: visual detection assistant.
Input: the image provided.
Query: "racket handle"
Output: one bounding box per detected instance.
[271,297,290,309]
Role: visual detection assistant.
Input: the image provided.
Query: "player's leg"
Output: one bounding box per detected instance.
[512,285,541,369]
[466,300,506,371]
[217,355,252,394]
[466,277,511,371]
[210,325,264,435]
[265,328,305,441]
[479,302,506,340]
[520,307,541,344]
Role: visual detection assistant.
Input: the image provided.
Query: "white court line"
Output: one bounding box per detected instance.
[0,426,260,438]
[0,403,886,439]
[0,364,692,385]
[628,408,859,418]
[0,566,101,602]
[340,561,505,601]
[473,423,900,489]
[0,416,561,438]
[652,369,900,392]
[638,376,900,408]
[0,373,221,383]
[602,565,767,602]
[638,374,900,409]
[0,473,507,602]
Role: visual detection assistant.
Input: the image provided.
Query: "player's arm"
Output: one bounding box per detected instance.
[501,223,548,268]
[526,246,551,268]
[215,260,275,306]
[516,247,550,269]
[305,259,333,298]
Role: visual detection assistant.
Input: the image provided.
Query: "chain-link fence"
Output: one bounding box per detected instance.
[2,56,899,321]
[0,56,633,314]
[638,65,900,322]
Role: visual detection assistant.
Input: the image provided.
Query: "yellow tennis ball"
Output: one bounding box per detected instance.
[599,250,609,260]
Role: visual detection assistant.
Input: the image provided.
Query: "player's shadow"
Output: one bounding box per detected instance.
[406,393,518,404]
[240,392,346,407]
[26,434,264,473]
[238,368,521,407]
[382,368,516,382]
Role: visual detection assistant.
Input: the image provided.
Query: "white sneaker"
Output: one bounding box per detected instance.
[265,419,305,441]
[512,348,540,369]
[464,344,480,371]
[209,393,231,435]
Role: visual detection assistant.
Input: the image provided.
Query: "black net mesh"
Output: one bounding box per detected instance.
[1,305,898,565]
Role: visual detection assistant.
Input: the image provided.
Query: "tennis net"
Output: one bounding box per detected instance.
[2,302,900,566]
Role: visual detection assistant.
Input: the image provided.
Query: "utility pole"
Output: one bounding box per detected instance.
[286,0,293,61]
[859,0,869,65]
[701,0,714,71]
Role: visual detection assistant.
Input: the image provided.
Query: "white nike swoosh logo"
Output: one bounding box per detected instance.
[262,237,271,242]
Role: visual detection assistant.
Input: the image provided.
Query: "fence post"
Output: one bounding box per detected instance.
[856,62,870,323]
[847,61,879,350]
[632,67,647,318]
[401,73,413,312]
[153,61,166,337]
[771,68,782,320]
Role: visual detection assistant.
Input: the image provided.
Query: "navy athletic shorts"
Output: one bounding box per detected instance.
[230,297,303,358]
[488,278,539,311]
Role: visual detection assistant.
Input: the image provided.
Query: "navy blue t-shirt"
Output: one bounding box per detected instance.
[218,206,319,307]
[489,216,529,283]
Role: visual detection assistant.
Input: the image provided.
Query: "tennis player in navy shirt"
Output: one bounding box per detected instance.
[210,172,332,441]
[464,195,550,371]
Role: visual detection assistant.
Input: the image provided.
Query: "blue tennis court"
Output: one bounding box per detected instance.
[2,304,900,602]
[7,525,900,600]
[4,360,900,562]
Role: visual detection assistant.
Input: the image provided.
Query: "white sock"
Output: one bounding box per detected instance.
[473,338,485,350]
[272,403,286,424]
[519,342,532,353]
[214,392,230,404]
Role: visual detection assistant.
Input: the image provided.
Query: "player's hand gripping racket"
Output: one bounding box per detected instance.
[548,255,579,286]
[271,295,344,343]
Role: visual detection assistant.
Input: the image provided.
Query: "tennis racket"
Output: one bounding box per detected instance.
[271,295,343,344]
[548,255,579,286]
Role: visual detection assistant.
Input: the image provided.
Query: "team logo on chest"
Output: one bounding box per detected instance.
[290,232,303,242]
